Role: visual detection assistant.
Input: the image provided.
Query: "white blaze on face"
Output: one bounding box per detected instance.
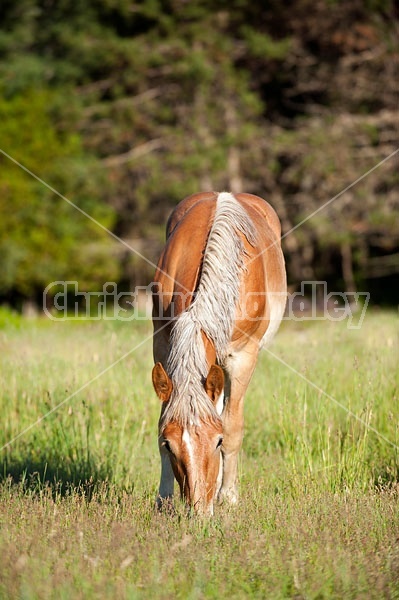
[182,427,202,504]
[182,426,214,514]
[182,428,195,466]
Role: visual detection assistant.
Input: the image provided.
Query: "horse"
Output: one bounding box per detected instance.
[152,191,286,515]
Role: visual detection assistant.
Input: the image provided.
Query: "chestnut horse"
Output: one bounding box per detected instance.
[152,192,286,515]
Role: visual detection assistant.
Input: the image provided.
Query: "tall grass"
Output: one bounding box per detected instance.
[0,309,398,598]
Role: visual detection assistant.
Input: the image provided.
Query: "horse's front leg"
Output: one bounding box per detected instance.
[218,347,258,505]
[218,397,244,505]
[156,445,175,511]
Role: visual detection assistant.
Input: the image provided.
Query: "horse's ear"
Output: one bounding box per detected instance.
[152,363,173,402]
[204,364,224,404]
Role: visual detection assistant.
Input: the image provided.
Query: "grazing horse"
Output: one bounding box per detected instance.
[152,192,286,515]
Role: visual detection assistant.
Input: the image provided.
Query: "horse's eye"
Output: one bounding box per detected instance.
[163,440,172,453]
[216,437,223,449]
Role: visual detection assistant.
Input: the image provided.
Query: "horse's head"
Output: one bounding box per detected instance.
[152,362,224,515]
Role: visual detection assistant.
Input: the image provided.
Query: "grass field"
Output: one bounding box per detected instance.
[0,308,398,599]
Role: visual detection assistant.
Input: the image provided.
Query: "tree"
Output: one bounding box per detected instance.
[0,0,398,303]
[0,88,119,300]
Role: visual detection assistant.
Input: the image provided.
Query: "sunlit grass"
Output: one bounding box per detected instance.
[0,309,398,598]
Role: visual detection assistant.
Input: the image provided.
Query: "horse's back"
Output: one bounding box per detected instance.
[154,191,286,337]
[166,191,281,242]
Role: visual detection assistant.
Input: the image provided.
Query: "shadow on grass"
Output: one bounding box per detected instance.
[0,455,114,500]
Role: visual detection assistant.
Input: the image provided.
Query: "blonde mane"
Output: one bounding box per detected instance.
[161,192,257,428]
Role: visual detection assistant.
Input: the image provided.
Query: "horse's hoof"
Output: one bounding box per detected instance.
[217,488,238,506]
[155,497,175,515]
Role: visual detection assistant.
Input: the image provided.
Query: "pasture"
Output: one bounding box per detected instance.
[0,308,398,598]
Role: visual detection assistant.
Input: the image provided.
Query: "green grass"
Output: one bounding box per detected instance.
[0,309,398,598]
